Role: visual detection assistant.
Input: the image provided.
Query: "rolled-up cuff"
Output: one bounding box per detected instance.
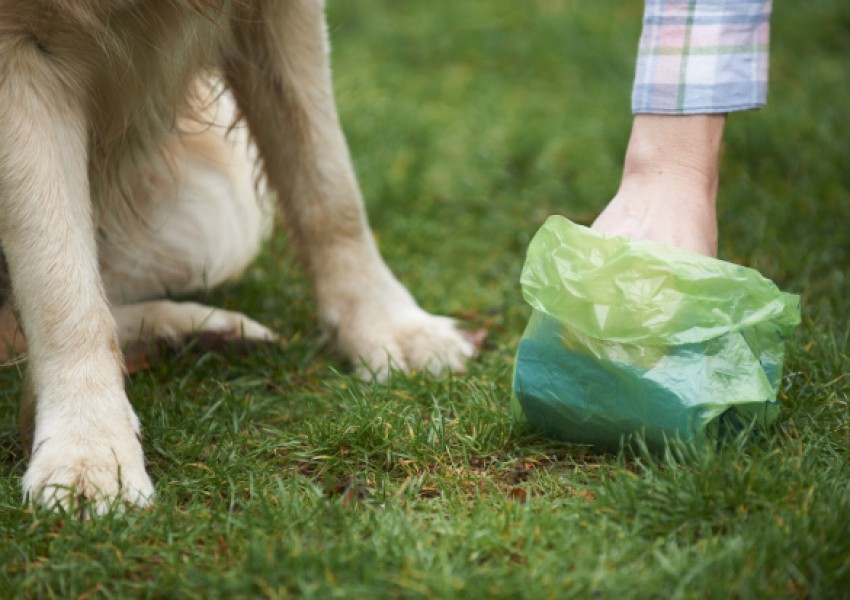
[632,0,772,115]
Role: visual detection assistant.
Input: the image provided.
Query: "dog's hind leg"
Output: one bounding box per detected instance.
[0,33,153,513]
[226,1,476,379]
[114,301,276,370]
[100,87,271,306]
[98,88,277,365]
[0,297,275,370]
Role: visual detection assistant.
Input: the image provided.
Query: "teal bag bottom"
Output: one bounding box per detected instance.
[512,217,800,450]
[512,312,781,450]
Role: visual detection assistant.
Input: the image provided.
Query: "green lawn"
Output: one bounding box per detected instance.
[2,1,848,597]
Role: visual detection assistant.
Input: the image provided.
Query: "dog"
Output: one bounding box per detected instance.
[0,0,476,513]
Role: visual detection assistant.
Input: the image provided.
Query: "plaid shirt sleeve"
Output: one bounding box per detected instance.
[632,0,772,114]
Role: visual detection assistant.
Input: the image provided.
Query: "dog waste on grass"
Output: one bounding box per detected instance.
[512,216,801,450]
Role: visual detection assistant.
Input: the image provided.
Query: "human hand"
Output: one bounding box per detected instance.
[591,114,725,257]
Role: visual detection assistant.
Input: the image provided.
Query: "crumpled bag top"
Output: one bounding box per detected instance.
[513,216,802,448]
[521,216,801,346]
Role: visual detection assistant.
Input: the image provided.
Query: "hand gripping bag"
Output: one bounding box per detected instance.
[512,216,801,449]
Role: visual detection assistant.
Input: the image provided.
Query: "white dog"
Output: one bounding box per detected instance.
[0,0,476,513]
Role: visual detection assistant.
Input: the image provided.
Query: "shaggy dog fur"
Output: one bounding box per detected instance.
[0,0,475,513]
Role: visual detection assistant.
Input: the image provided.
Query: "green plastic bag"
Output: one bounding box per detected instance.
[512,216,801,449]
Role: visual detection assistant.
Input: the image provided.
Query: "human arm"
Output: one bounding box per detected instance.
[592,0,772,255]
[592,114,724,256]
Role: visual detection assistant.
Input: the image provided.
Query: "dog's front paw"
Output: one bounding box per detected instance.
[316,258,483,380]
[338,307,479,380]
[22,415,154,516]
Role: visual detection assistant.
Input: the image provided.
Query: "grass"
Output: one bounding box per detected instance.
[2,0,848,597]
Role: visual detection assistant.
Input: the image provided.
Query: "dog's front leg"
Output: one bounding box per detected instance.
[227,1,475,378]
[0,37,152,513]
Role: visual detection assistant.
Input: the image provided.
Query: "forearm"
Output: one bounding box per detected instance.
[592,114,726,256]
[621,114,726,196]
[590,1,772,256]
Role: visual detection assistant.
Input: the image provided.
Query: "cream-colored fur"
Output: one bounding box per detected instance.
[0,0,475,514]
